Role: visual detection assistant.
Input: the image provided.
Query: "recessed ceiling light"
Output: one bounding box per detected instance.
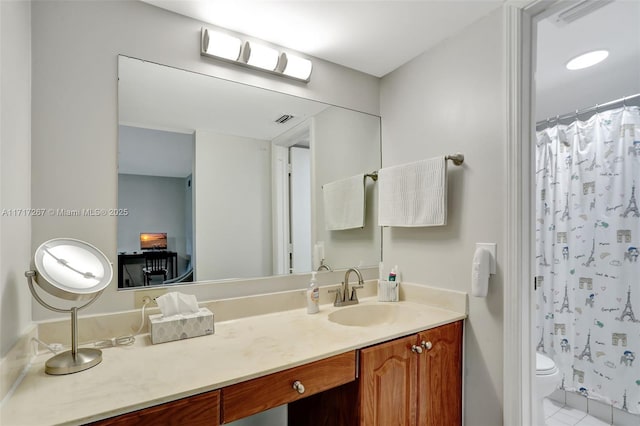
[566,50,609,70]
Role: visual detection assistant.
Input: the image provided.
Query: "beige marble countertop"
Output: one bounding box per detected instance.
[1,286,466,426]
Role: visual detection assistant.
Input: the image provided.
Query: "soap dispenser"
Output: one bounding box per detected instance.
[307,271,319,314]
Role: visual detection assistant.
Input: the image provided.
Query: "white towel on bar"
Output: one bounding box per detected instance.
[378,156,447,227]
[323,174,366,230]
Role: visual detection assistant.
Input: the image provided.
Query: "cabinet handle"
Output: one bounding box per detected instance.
[411,345,423,354]
[421,341,433,350]
[292,380,305,394]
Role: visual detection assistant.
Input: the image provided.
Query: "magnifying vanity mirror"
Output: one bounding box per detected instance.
[117,55,381,289]
[26,238,113,374]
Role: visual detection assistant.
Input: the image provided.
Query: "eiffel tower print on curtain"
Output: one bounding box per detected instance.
[621,182,640,218]
[537,328,546,353]
[583,238,596,267]
[558,283,573,314]
[617,286,639,323]
[577,330,593,363]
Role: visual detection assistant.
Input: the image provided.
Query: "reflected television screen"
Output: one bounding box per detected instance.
[140,233,167,250]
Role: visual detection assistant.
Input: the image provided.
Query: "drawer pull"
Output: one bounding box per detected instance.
[292,380,305,394]
[421,341,433,350]
[410,345,423,354]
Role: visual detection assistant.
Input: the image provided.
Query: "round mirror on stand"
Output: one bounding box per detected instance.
[25,238,113,375]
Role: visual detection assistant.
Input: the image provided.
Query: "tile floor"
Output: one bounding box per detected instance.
[544,398,611,426]
[544,392,640,426]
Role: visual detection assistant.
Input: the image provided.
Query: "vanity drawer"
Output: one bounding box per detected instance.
[87,390,220,426]
[222,351,356,423]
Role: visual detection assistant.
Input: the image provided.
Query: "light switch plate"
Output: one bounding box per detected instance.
[476,243,497,274]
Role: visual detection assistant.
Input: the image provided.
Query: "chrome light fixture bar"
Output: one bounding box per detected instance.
[200,28,312,83]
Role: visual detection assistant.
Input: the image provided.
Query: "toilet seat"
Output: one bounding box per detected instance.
[536,352,558,376]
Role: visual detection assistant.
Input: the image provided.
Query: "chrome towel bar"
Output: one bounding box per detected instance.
[366,153,464,181]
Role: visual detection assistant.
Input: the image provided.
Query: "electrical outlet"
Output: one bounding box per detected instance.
[134,288,167,308]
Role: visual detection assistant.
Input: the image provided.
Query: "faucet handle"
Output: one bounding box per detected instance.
[349,285,364,301]
[328,288,342,304]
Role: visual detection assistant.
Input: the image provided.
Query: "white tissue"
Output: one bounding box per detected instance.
[156,292,200,317]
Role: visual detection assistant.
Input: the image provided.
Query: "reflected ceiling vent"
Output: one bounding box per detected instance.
[554,0,613,26]
[274,114,295,124]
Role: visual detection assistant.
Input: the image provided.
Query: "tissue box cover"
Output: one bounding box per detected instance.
[149,308,214,344]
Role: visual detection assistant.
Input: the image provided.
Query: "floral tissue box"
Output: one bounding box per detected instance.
[148,308,214,344]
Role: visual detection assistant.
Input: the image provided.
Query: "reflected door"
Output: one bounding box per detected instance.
[290,146,311,273]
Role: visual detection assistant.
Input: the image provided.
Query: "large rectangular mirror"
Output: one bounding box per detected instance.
[117,56,381,289]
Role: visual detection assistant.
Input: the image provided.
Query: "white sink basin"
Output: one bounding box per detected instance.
[328,304,401,327]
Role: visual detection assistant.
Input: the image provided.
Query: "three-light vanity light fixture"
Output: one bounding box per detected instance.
[200,28,313,83]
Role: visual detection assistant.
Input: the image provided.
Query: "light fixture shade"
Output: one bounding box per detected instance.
[566,50,609,70]
[200,27,312,83]
[245,41,280,71]
[202,29,242,61]
[281,53,313,81]
[34,238,112,301]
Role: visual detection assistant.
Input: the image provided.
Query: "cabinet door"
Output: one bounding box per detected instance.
[359,334,419,426]
[417,321,463,426]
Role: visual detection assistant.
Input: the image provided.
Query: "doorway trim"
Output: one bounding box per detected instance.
[504,1,562,424]
[271,119,313,275]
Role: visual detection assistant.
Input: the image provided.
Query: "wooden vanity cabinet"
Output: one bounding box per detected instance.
[86,389,220,426]
[86,322,461,426]
[289,320,463,426]
[359,321,463,426]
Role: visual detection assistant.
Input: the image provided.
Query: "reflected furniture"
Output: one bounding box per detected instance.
[118,251,177,288]
[142,251,169,285]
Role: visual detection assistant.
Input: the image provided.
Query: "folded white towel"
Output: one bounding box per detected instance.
[323,174,366,230]
[378,156,447,227]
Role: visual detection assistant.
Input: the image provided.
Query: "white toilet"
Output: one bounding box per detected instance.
[536,352,562,424]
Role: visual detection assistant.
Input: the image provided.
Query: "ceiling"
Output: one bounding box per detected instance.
[142,0,504,77]
[536,0,640,118]
[140,1,639,101]
[118,56,331,177]
[118,56,329,138]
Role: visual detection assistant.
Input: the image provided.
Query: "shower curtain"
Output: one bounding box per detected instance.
[535,104,640,414]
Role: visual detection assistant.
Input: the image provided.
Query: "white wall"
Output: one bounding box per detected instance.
[118,125,194,178]
[313,107,381,270]
[28,0,379,321]
[194,131,272,281]
[0,0,32,357]
[380,8,505,426]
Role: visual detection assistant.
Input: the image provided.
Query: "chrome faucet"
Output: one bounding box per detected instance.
[330,267,364,307]
[317,259,332,272]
